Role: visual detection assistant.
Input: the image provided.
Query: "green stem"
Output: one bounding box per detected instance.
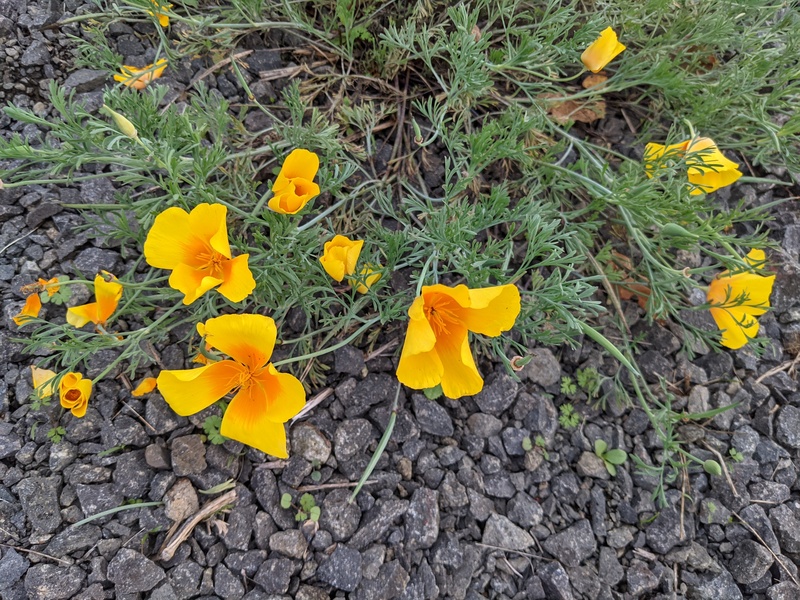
[349,382,401,503]
[272,317,380,367]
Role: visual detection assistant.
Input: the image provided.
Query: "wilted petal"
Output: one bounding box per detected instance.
[581,27,626,73]
[95,273,123,324]
[157,360,244,416]
[31,366,57,399]
[221,387,290,458]
[132,377,158,397]
[13,293,41,326]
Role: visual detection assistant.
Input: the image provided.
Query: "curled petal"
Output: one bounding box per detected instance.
[157,360,244,416]
[436,330,484,399]
[13,294,42,326]
[169,263,224,305]
[581,27,626,73]
[31,366,57,399]
[320,235,363,282]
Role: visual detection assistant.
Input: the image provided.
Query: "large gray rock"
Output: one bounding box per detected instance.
[405,488,440,550]
[16,475,62,533]
[24,564,85,600]
[317,546,362,592]
[0,549,29,591]
[543,519,596,567]
[729,540,773,584]
[107,549,166,593]
[483,513,534,550]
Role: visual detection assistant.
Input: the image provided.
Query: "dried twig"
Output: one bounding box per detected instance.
[700,441,739,498]
[0,542,71,565]
[732,509,799,586]
[296,480,376,493]
[755,351,800,383]
[157,490,236,561]
[475,542,553,561]
[188,50,253,90]
[291,387,333,423]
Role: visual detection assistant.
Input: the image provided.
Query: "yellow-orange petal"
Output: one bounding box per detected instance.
[114,59,167,90]
[581,27,626,73]
[436,329,484,399]
[746,248,767,267]
[144,206,196,270]
[169,263,224,305]
[31,366,57,399]
[132,377,158,397]
[221,387,290,458]
[268,180,320,215]
[273,149,320,192]
[709,306,757,349]
[203,314,277,371]
[156,360,244,416]
[397,296,442,389]
[94,273,123,323]
[217,254,256,303]
[13,294,42,326]
[463,284,521,337]
[66,302,99,328]
[59,373,92,418]
[38,277,60,297]
[189,203,231,259]
[259,364,307,422]
[351,265,382,294]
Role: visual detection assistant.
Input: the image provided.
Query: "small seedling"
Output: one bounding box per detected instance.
[281,492,321,522]
[202,402,228,446]
[560,376,577,395]
[47,426,66,444]
[423,384,443,400]
[522,436,533,451]
[728,448,744,463]
[97,444,127,457]
[576,367,602,399]
[558,403,580,429]
[310,459,322,483]
[593,438,628,476]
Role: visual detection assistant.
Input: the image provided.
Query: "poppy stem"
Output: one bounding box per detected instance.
[272,317,381,367]
[349,382,401,504]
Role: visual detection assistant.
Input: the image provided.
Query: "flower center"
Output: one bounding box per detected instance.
[197,249,226,276]
[64,389,81,402]
[425,299,460,337]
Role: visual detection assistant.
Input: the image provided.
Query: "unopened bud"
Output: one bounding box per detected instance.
[661,223,697,239]
[412,119,423,145]
[101,105,139,140]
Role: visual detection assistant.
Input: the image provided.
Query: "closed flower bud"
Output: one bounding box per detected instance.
[101,105,139,140]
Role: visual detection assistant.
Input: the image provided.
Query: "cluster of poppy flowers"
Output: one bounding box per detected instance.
[13,26,775,458]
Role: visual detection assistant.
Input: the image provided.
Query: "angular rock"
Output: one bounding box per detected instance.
[522,348,561,387]
[538,562,574,600]
[776,406,800,449]
[646,507,686,554]
[507,493,543,528]
[466,413,502,437]
[405,488,440,550]
[290,423,331,464]
[223,504,257,552]
[214,563,245,600]
[411,394,454,437]
[474,374,518,415]
[483,513,534,550]
[683,568,743,600]
[16,475,62,533]
[769,504,800,553]
[319,489,361,542]
[729,539,773,585]
[107,549,165,593]
[171,435,207,476]
[768,582,800,600]
[63,69,108,93]
[543,519,596,567]
[598,546,624,587]
[254,558,294,594]
[626,561,659,596]
[317,545,362,592]
[164,478,199,522]
[0,549,29,591]
[333,419,374,462]
[334,345,365,375]
[269,529,307,559]
[24,564,85,600]
[350,498,408,549]
[44,524,102,557]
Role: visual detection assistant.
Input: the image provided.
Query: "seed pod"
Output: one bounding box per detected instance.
[101,105,139,140]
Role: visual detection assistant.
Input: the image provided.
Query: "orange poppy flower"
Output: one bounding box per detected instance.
[59,372,93,418]
[157,314,306,457]
[269,149,321,215]
[396,283,521,399]
[143,203,256,305]
[644,136,743,195]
